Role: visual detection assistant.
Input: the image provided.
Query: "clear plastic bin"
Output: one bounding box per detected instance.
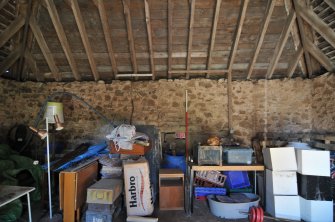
[223,147,253,164]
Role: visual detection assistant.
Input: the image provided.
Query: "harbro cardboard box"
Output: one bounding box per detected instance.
[123,158,154,216]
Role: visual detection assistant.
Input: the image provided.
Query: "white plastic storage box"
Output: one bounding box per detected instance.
[299,196,333,222]
[295,149,330,176]
[123,158,154,216]
[266,169,297,195]
[265,194,300,221]
[223,147,253,164]
[263,147,297,171]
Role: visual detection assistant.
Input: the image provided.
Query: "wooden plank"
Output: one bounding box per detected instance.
[324,0,335,11]
[311,142,335,151]
[144,0,155,80]
[305,38,334,71]
[295,0,335,50]
[69,0,99,81]
[45,0,81,81]
[186,0,196,79]
[24,50,44,81]
[29,17,61,81]
[206,0,221,78]
[169,69,227,74]
[96,0,117,79]
[0,0,9,11]
[227,0,249,73]
[0,15,25,48]
[168,0,173,78]
[122,0,138,75]
[266,10,296,79]
[287,45,303,78]
[0,46,20,75]
[311,134,335,142]
[246,0,275,79]
[192,164,264,171]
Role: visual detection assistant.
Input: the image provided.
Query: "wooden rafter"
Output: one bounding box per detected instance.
[0,0,9,11]
[246,0,275,79]
[29,17,61,81]
[0,15,25,48]
[287,45,303,78]
[227,0,249,73]
[45,0,81,81]
[24,50,44,81]
[325,0,335,11]
[305,38,334,72]
[186,0,195,79]
[96,0,118,79]
[0,46,20,75]
[144,0,155,80]
[122,0,138,75]
[69,0,99,81]
[169,69,228,74]
[266,10,296,79]
[168,0,173,78]
[295,0,335,50]
[206,0,221,78]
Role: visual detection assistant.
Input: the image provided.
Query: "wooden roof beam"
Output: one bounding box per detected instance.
[295,0,335,50]
[24,50,44,81]
[0,0,9,11]
[29,17,61,81]
[305,38,335,72]
[45,0,81,81]
[68,0,99,81]
[227,0,249,73]
[287,45,303,78]
[95,0,117,79]
[246,0,275,79]
[168,0,173,78]
[0,46,20,75]
[266,10,296,79]
[144,0,155,80]
[206,0,221,78]
[122,0,138,76]
[0,15,25,48]
[325,0,335,11]
[186,0,195,79]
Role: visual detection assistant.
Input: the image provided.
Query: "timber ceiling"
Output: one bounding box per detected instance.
[0,0,334,82]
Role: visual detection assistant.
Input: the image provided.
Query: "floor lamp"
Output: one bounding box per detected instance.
[29,103,64,219]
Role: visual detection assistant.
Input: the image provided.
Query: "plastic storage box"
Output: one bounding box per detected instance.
[198,145,222,166]
[223,147,253,164]
[195,187,226,200]
[224,171,250,189]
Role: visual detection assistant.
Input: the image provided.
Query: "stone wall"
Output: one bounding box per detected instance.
[0,75,332,153]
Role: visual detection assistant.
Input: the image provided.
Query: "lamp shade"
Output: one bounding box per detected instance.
[44,102,64,123]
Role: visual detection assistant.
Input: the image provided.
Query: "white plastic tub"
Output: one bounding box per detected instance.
[207,193,260,219]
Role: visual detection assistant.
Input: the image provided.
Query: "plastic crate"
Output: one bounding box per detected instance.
[224,171,250,189]
[195,187,226,199]
[228,186,253,193]
[195,171,226,187]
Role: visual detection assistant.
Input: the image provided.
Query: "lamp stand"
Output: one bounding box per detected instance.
[45,117,53,219]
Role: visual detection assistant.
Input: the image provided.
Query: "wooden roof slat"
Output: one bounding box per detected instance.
[0,46,20,75]
[144,0,155,80]
[227,0,249,73]
[0,0,9,11]
[0,15,25,49]
[305,38,334,72]
[29,17,61,81]
[122,0,138,76]
[96,0,118,79]
[69,0,99,81]
[45,0,81,81]
[24,50,44,81]
[246,0,275,79]
[324,0,335,11]
[168,0,173,78]
[186,0,195,79]
[295,0,335,50]
[206,0,221,78]
[266,10,296,79]
[287,45,303,78]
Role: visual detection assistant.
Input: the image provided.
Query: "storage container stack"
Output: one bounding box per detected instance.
[263,147,300,220]
[295,148,333,222]
[85,178,123,222]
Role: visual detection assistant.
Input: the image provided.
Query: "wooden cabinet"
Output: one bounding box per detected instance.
[159,169,184,210]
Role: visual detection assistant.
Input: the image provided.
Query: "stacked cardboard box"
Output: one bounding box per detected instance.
[295,149,333,222]
[263,147,300,220]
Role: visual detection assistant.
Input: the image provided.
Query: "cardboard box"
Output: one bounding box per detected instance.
[266,169,297,195]
[86,179,123,204]
[295,149,330,176]
[263,147,297,171]
[299,196,333,222]
[265,193,300,221]
[123,158,154,216]
[110,141,150,155]
[297,173,332,201]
